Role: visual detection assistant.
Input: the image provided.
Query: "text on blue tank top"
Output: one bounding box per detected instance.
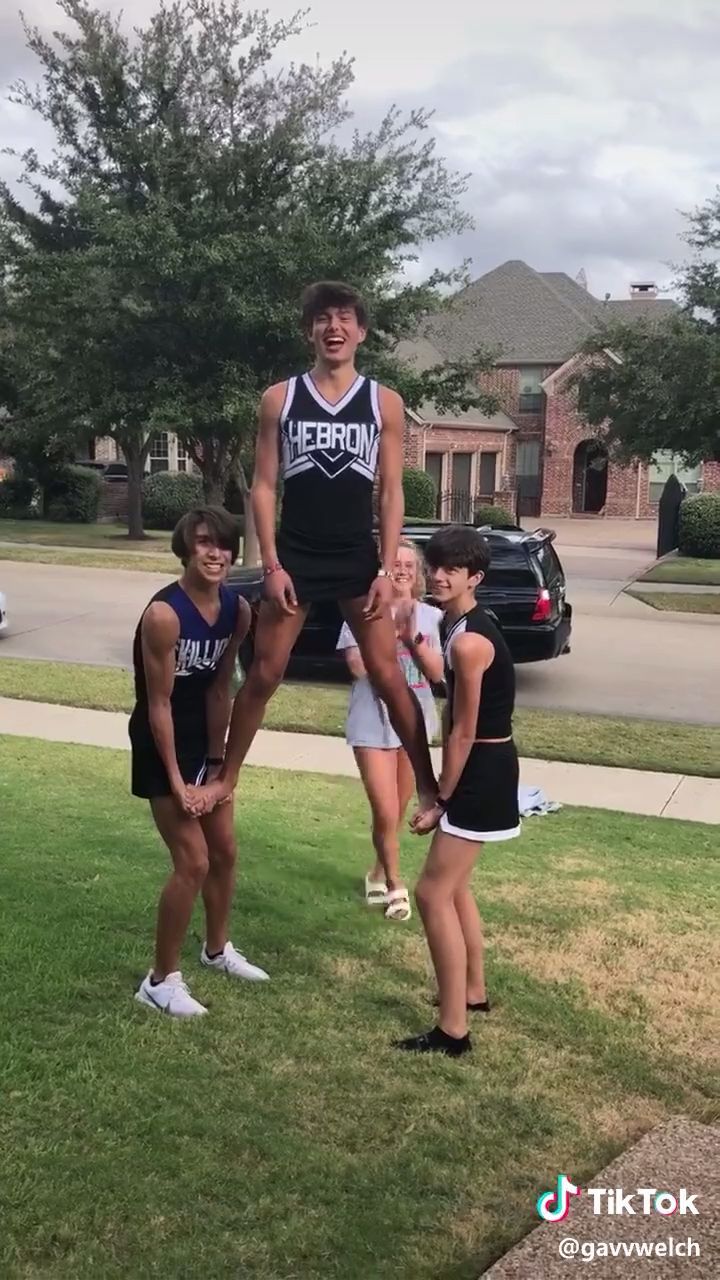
[169,583,235,683]
[280,373,381,481]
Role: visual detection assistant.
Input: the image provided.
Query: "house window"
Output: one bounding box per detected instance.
[424,452,444,517]
[648,452,701,504]
[149,432,170,473]
[478,451,497,497]
[518,367,543,414]
[176,440,190,473]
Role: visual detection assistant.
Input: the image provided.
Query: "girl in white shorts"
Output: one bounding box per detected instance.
[337,540,444,921]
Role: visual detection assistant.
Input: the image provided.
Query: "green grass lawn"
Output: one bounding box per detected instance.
[0,544,177,573]
[0,517,172,550]
[640,555,720,586]
[0,737,717,1279]
[628,589,720,615]
[1,657,719,778]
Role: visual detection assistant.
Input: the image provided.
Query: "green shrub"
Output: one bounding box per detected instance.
[45,465,103,523]
[678,493,720,558]
[473,503,516,529]
[403,467,436,519]
[142,471,204,529]
[0,473,38,519]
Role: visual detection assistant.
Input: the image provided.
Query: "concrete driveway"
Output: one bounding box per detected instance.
[1,520,718,724]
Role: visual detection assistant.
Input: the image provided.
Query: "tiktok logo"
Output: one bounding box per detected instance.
[537,1174,582,1222]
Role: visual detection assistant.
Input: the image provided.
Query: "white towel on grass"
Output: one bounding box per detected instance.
[518,785,562,817]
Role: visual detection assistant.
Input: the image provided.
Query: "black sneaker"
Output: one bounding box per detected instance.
[432,995,491,1013]
[393,1025,472,1057]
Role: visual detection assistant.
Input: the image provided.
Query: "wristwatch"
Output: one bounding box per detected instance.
[377,567,393,579]
[413,631,424,646]
[435,794,449,811]
[207,757,224,767]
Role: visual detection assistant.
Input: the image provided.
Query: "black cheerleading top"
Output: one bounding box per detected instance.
[441,603,515,739]
[278,372,381,551]
[131,582,238,729]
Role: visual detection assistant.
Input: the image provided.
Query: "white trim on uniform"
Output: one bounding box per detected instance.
[441,614,469,670]
[370,379,383,430]
[302,372,365,416]
[279,377,296,427]
[350,459,377,481]
[439,814,521,843]
[283,458,315,479]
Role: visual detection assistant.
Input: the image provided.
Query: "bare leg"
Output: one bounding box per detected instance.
[414,829,482,1038]
[353,747,403,891]
[342,599,437,809]
[396,748,415,827]
[454,884,487,1003]
[150,798,210,979]
[222,601,308,784]
[199,798,237,954]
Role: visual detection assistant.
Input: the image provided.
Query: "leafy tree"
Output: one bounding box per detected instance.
[1,0,497,546]
[576,192,720,464]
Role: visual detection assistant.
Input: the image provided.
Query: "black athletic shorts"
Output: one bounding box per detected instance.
[440,740,521,842]
[129,708,209,800]
[276,531,379,605]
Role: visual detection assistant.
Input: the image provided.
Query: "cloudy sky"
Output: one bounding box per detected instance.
[2,0,718,299]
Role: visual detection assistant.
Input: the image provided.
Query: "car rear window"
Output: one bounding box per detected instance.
[484,542,536,589]
[535,543,564,588]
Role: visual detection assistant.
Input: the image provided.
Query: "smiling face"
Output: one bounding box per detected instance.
[310,304,367,368]
[185,522,232,586]
[428,562,484,610]
[392,544,420,600]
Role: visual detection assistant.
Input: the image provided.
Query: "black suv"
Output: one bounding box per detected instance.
[228,522,572,678]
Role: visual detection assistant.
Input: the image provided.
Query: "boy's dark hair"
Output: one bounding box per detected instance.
[424,525,491,576]
[301,281,369,331]
[171,506,241,566]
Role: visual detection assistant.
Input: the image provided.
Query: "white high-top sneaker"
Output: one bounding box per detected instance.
[200,942,270,981]
[135,970,208,1017]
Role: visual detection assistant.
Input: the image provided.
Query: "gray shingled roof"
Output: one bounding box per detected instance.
[419,259,678,365]
[395,336,517,429]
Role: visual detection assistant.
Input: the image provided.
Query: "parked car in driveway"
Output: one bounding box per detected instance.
[227,521,572,679]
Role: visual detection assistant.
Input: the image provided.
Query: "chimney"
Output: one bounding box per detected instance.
[630,281,658,299]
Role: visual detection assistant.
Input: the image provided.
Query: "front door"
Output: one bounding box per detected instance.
[450,452,473,521]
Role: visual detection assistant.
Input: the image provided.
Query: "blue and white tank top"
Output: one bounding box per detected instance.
[132,582,238,720]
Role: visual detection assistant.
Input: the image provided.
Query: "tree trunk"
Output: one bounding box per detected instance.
[122,443,147,540]
[199,438,228,507]
[237,461,260,566]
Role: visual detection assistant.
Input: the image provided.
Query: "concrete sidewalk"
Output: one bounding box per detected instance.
[483,1116,719,1279]
[1,696,719,824]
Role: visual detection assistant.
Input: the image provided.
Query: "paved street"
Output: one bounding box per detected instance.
[1,520,719,724]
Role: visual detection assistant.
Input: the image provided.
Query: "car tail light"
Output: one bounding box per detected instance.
[532,588,552,622]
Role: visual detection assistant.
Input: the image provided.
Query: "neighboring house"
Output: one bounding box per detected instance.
[94,431,195,474]
[403,259,720,519]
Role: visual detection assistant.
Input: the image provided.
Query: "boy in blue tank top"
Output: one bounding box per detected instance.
[200,281,438,816]
[130,506,269,1018]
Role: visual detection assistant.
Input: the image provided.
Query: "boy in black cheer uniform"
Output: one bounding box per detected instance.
[397,526,520,1057]
[200,281,437,815]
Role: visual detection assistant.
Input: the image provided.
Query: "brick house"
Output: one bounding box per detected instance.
[403,259,720,519]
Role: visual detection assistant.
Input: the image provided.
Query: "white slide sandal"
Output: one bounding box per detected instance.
[364,874,388,907]
[384,887,412,922]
